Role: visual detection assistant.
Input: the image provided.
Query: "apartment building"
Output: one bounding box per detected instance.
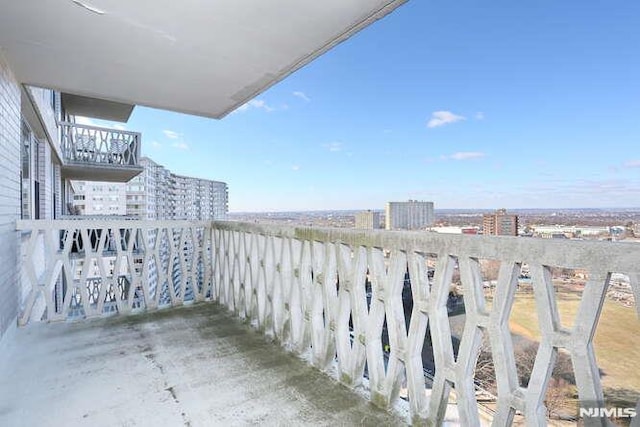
[482,208,519,236]
[72,181,127,215]
[355,210,380,229]
[72,157,228,220]
[126,157,166,220]
[129,158,228,220]
[385,200,435,230]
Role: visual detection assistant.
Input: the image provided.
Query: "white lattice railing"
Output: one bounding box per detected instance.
[16,220,640,425]
[59,121,141,167]
[17,220,211,323]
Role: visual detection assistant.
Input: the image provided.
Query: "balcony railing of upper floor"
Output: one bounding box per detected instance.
[15,219,640,426]
[59,121,143,182]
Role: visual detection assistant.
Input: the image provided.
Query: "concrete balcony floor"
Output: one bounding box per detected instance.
[0,304,405,426]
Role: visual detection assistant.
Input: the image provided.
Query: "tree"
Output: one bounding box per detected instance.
[545,378,574,419]
[473,340,576,419]
[474,339,497,394]
[480,259,501,282]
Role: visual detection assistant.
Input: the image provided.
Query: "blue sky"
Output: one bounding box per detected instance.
[83,1,640,212]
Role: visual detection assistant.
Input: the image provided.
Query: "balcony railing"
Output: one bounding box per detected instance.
[59,121,143,181]
[16,220,640,425]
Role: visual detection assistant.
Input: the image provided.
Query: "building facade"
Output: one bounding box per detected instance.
[482,208,519,236]
[385,200,435,230]
[134,158,227,220]
[72,157,228,220]
[0,53,144,341]
[72,181,127,215]
[126,157,169,220]
[355,210,380,229]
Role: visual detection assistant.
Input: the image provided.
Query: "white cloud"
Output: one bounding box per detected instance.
[475,112,485,120]
[171,142,189,150]
[522,178,640,202]
[427,111,466,128]
[291,165,300,171]
[323,142,343,152]
[449,151,486,160]
[623,160,640,168]
[163,129,180,139]
[234,99,274,113]
[293,91,311,102]
[250,99,274,112]
[112,123,127,131]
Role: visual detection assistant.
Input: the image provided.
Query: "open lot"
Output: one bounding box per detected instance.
[508,292,640,404]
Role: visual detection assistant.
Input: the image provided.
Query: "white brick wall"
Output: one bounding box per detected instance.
[0,52,21,341]
[53,163,62,218]
[37,141,55,219]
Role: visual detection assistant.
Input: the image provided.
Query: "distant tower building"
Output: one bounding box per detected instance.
[385,200,435,230]
[482,208,519,236]
[355,210,380,229]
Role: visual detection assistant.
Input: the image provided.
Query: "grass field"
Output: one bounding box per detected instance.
[508,292,640,401]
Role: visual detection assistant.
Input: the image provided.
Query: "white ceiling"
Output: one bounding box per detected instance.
[0,0,406,119]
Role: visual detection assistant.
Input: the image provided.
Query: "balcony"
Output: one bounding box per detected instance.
[59,121,143,182]
[7,219,640,425]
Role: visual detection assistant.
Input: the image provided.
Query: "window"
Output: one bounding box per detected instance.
[33,138,40,220]
[52,164,59,219]
[21,122,30,219]
[20,121,41,219]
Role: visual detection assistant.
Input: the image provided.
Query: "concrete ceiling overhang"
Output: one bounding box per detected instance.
[61,93,134,122]
[0,0,406,119]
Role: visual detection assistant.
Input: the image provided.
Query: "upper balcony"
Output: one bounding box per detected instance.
[59,121,143,182]
[7,219,639,426]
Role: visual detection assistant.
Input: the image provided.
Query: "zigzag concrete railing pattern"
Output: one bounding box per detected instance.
[59,121,141,167]
[16,220,640,426]
[17,220,212,323]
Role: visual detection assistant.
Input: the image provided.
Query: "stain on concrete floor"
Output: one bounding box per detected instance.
[0,303,406,426]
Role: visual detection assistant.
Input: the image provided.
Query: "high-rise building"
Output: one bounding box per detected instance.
[130,157,228,220]
[385,200,435,230]
[482,209,519,236]
[355,210,380,229]
[71,181,127,215]
[72,157,228,220]
[126,157,170,220]
[167,173,228,220]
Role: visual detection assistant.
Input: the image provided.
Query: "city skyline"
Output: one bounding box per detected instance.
[79,1,639,212]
